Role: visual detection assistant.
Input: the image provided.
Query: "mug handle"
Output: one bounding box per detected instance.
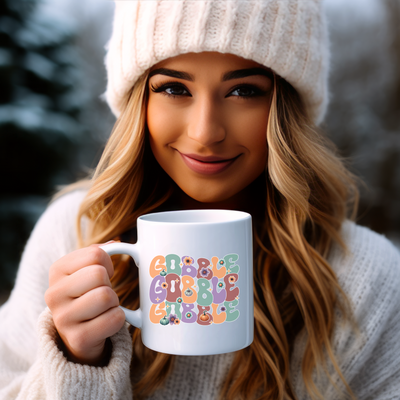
[100,242,142,329]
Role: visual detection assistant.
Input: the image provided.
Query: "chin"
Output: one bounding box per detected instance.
[183,188,241,207]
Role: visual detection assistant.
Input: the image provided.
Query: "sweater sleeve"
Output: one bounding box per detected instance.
[335,222,400,400]
[0,190,133,399]
[290,221,400,399]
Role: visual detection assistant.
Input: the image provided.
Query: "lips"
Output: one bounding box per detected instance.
[179,152,240,175]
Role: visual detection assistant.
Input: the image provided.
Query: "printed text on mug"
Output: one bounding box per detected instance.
[149,254,241,326]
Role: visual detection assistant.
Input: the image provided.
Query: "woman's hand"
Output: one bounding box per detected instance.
[44,244,126,366]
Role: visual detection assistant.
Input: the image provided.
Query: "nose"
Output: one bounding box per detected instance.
[187,97,226,147]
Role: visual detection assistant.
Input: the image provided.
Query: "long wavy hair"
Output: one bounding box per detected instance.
[75,69,359,400]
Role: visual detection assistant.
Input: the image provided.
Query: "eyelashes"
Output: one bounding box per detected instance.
[150,80,270,100]
[228,85,268,98]
[150,82,190,98]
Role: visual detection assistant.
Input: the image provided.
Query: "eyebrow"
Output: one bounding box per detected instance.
[148,68,194,81]
[148,67,273,82]
[222,68,273,81]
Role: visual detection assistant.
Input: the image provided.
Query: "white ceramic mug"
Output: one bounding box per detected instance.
[101,209,253,356]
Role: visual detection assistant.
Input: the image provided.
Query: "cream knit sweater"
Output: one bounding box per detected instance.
[0,190,399,400]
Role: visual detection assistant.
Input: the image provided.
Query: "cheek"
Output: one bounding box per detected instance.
[147,96,188,146]
[238,108,269,176]
[229,106,269,152]
[147,99,169,146]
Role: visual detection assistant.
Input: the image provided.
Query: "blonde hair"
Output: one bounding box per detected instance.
[76,70,358,400]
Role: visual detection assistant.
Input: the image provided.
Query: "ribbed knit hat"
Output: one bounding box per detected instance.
[105,0,329,125]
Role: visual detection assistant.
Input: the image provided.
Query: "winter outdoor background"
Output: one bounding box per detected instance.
[0,0,400,303]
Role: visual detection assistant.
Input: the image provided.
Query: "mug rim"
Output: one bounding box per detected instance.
[138,209,251,225]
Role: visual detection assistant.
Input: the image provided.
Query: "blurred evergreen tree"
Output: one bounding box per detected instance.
[0,0,86,296]
[325,3,400,241]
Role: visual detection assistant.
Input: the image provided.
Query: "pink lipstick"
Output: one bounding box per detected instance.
[179,152,239,175]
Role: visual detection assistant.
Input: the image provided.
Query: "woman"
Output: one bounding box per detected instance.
[1,1,399,399]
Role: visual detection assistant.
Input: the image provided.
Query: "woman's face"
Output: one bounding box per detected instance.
[147,52,272,205]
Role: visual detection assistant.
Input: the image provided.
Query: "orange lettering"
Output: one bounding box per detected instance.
[150,302,166,324]
[211,256,226,278]
[149,255,166,278]
[211,303,226,324]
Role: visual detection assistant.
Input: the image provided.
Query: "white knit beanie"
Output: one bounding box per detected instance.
[105,0,329,125]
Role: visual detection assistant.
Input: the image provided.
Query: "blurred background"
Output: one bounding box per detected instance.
[0,0,399,303]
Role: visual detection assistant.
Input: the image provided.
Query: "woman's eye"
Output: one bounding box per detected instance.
[228,85,265,98]
[165,85,189,96]
[151,83,190,97]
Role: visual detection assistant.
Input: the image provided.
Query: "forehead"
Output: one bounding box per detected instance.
[150,52,268,75]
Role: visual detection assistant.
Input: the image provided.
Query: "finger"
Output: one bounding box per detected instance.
[45,265,113,309]
[59,286,120,325]
[66,265,112,298]
[81,306,126,343]
[49,245,114,285]
[63,306,126,358]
